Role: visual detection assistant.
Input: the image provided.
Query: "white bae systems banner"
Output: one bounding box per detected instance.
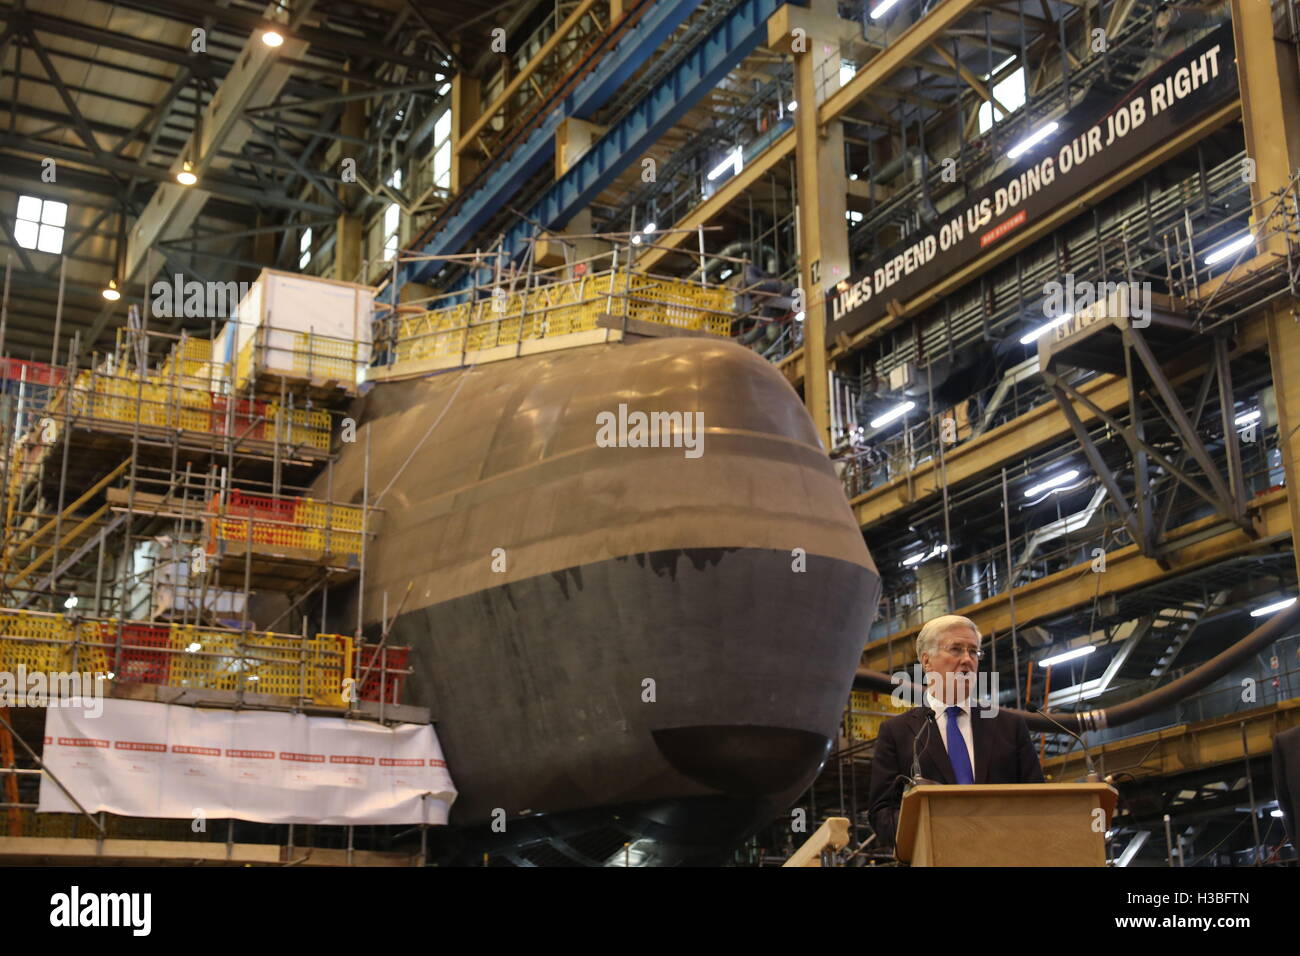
[38,698,457,825]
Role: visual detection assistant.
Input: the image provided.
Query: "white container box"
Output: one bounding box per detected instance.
[233,269,374,391]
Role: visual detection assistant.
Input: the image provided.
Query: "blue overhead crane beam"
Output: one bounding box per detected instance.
[493,0,785,270]
[402,0,703,286]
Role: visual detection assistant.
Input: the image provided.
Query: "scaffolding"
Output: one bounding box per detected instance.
[0,274,415,861]
[367,234,799,380]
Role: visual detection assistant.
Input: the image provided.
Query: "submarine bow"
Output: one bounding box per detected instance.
[321,338,879,862]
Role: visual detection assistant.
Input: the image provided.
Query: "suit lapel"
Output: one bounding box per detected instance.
[970,704,996,784]
[915,708,956,784]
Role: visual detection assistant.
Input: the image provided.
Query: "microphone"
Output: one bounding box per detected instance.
[906,708,940,791]
[1028,704,1100,782]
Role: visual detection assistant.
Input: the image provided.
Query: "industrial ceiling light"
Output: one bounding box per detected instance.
[1204,233,1254,266]
[870,0,902,18]
[901,542,949,569]
[262,29,285,48]
[1234,409,1260,426]
[1038,644,1095,668]
[1250,596,1296,617]
[1023,468,1079,498]
[1007,120,1059,159]
[869,400,915,429]
[176,160,198,186]
[64,594,78,609]
[642,222,657,234]
[793,310,805,323]
[101,279,121,301]
[787,100,798,112]
[1019,311,1073,344]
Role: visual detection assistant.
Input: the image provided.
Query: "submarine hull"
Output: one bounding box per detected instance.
[320,337,880,850]
[390,545,876,823]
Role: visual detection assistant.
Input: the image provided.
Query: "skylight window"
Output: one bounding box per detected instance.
[432,109,452,191]
[14,195,67,254]
[978,61,1026,135]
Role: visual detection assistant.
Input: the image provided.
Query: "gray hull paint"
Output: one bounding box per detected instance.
[389,546,879,825]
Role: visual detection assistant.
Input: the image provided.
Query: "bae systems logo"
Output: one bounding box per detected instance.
[595,403,704,459]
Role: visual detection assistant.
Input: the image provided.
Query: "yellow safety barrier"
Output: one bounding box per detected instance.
[266,403,332,450]
[295,500,366,556]
[846,689,911,741]
[393,270,733,368]
[170,625,351,704]
[293,332,360,382]
[42,367,333,452]
[205,494,365,559]
[0,613,353,706]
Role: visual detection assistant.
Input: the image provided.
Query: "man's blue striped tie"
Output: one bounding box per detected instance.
[946,705,975,785]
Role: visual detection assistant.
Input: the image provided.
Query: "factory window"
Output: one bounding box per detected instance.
[977,59,1026,135]
[383,169,402,261]
[14,194,67,254]
[299,227,312,271]
[432,109,452,191]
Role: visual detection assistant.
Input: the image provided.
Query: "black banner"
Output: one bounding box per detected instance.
[827,23,1239,340]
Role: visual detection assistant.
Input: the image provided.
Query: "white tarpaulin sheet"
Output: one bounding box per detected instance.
[38,698,456,825]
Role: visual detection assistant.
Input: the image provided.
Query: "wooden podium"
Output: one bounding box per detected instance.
[895,783,1118,866]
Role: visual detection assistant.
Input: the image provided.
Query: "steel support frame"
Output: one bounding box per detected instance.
[1041,329,1252,560]
[404,0,704,283]
[860,488,1292,673]
[498,0,784,269]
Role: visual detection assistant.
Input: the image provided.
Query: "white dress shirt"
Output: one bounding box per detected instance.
[925,691,976,780]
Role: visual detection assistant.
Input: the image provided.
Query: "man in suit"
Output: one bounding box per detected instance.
[1273,725,1299,850]
[867,614,1044,850]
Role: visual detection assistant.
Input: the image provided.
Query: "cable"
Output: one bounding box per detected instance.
[370,364,475,508]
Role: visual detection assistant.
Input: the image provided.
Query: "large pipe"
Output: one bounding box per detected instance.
[855,599,1300,733]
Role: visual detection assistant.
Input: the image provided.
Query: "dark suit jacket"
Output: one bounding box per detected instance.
[867,704,1045,847]
[1273,725,1300,848]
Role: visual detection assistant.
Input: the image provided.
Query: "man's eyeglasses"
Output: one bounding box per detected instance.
[939,643,984,661]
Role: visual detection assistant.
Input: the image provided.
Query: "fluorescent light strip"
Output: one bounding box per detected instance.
[1007,120,1059,159]
[1235,409,1260,426]
[1038,644,1095,668]
[707,147,742,181]
[870,0,902,19]
[1250,596,1296,617]
[1019,312,1073,344]
[870,400,915,429]
[1204,233,1255,266]
[1023,468,1079,498]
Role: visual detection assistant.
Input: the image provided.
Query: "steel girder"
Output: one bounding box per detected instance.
[491,0,784,270]
[1040,318,1254,561]
[402,0,705,287]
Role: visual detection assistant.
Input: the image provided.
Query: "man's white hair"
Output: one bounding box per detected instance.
[916,614,980,661]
